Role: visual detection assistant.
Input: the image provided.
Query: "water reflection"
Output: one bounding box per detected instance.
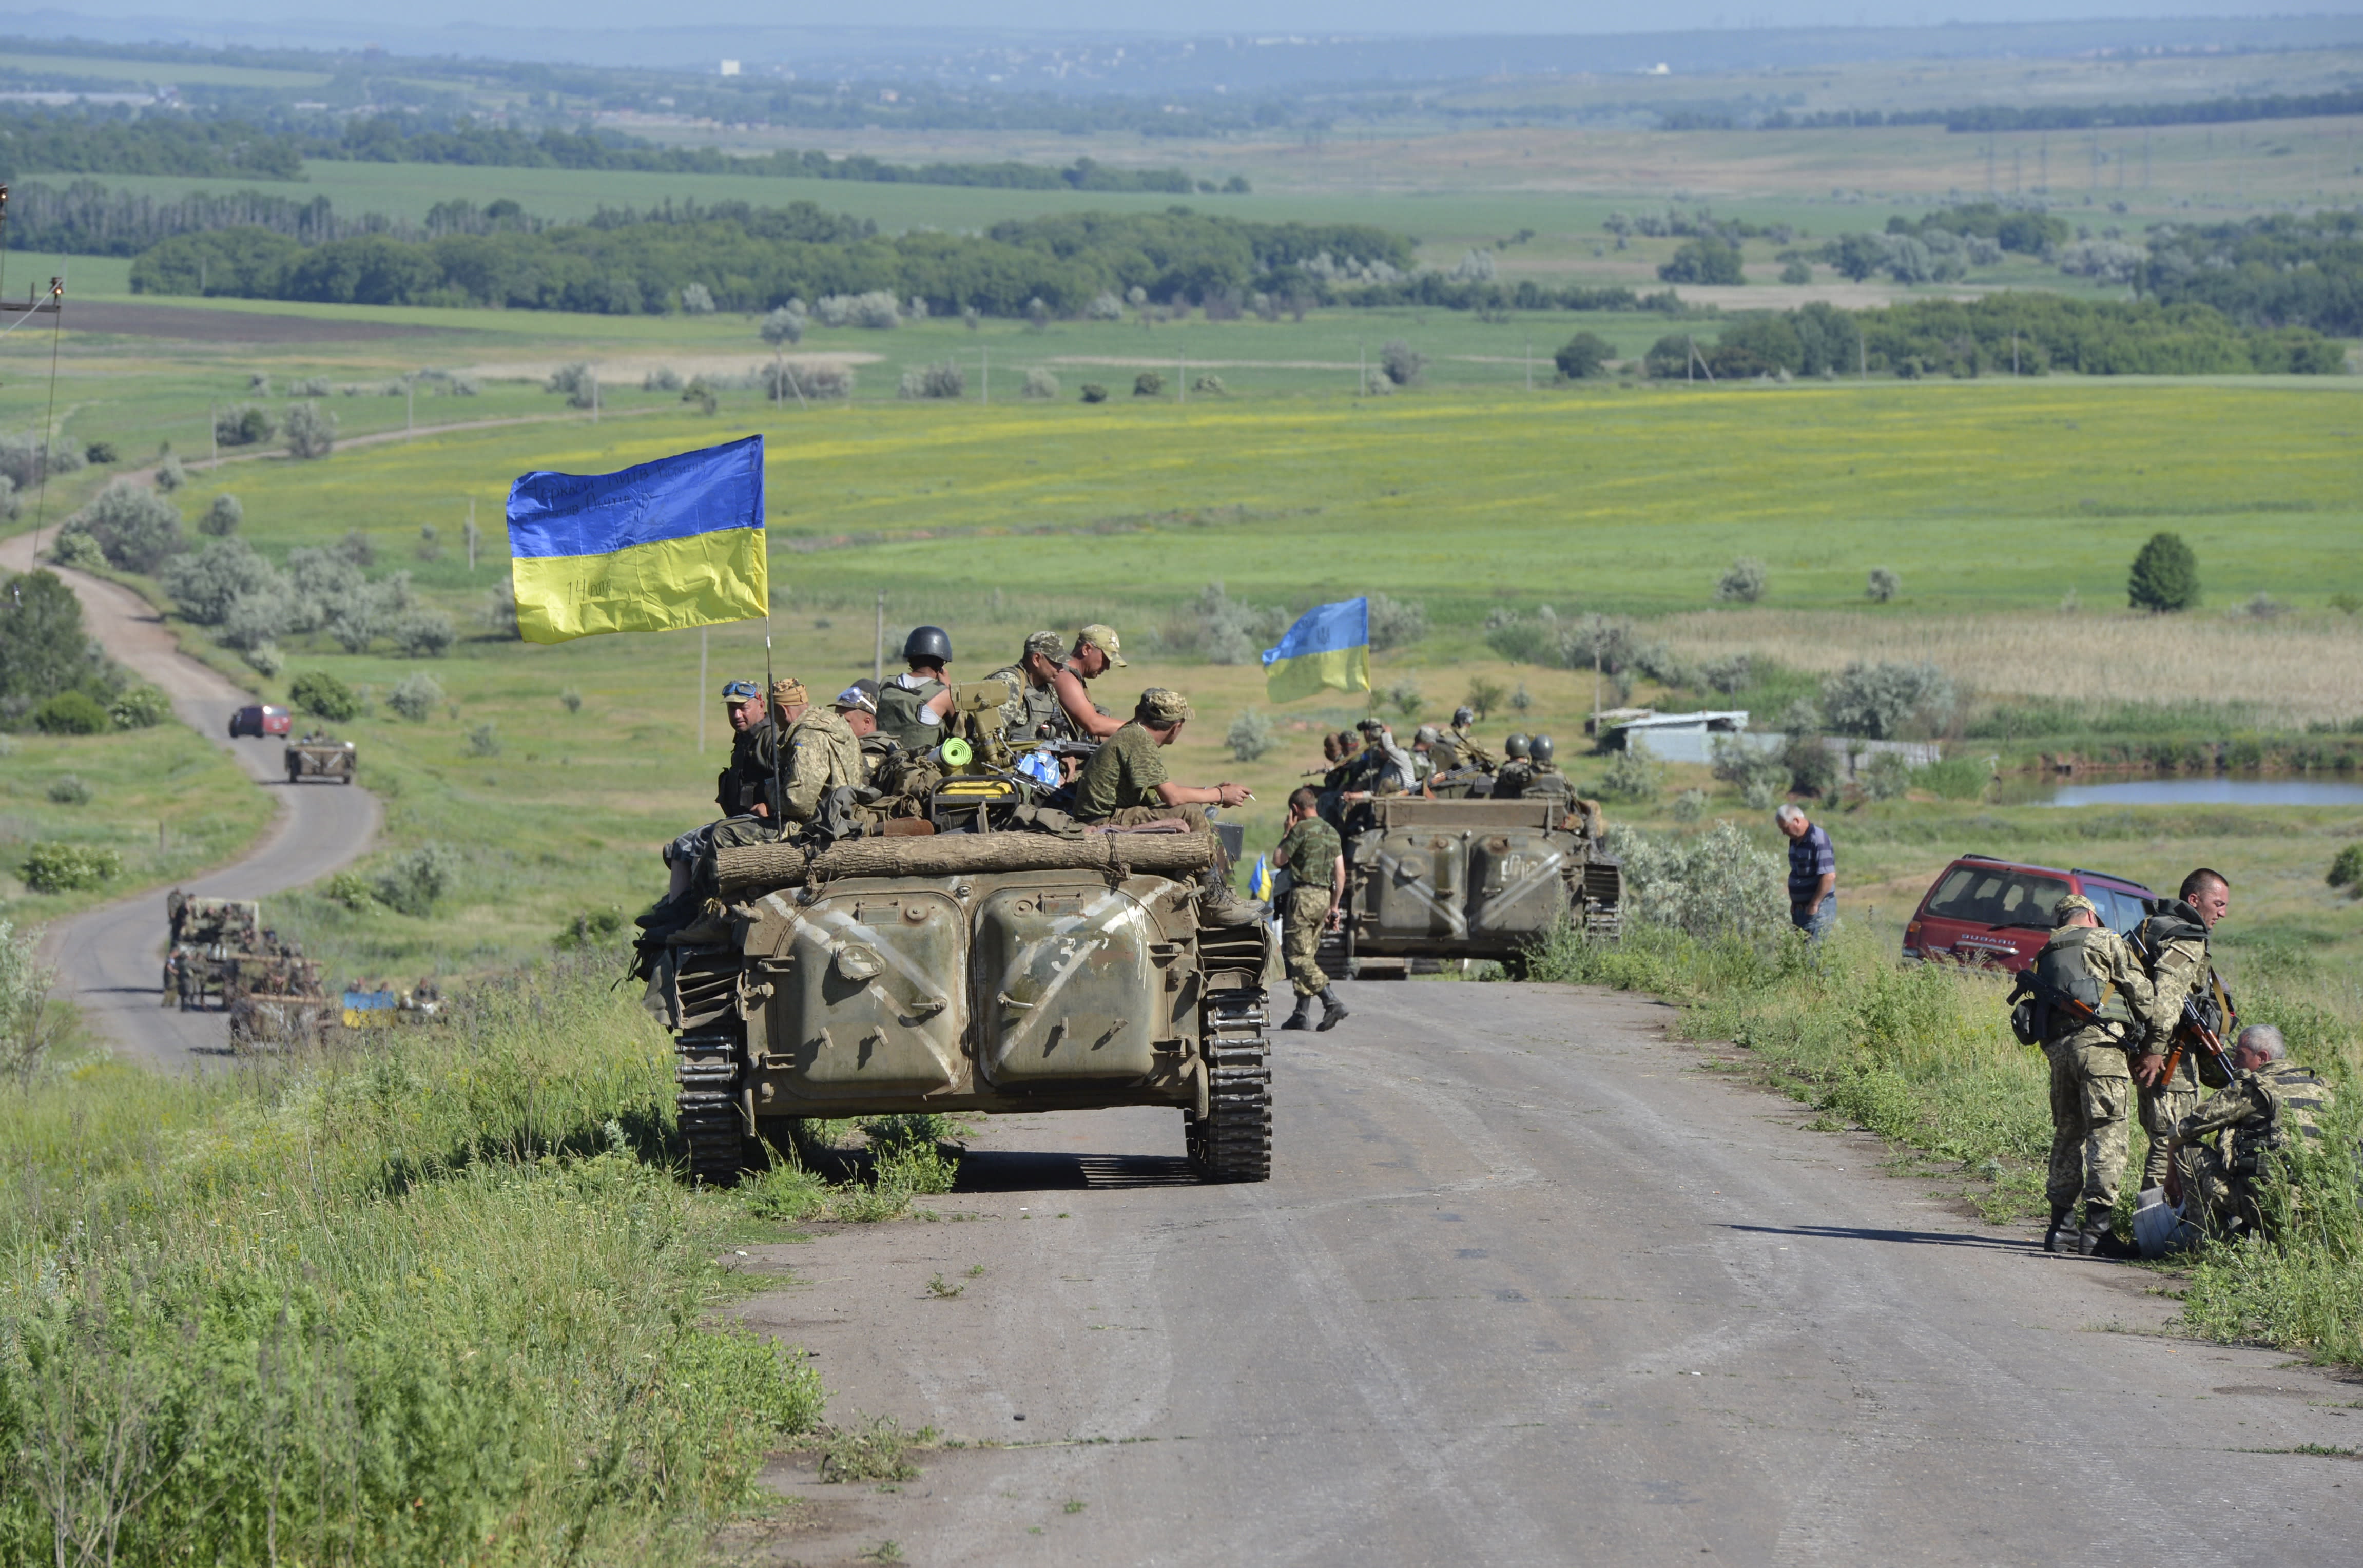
[2027,778,2363,808]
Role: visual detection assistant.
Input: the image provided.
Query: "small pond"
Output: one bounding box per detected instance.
[2023,778,2363,808]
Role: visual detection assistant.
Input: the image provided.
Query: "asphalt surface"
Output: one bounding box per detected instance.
[728,981,2363,1567]
[0,537,380,1068]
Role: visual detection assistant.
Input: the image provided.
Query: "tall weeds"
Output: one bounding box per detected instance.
[0,959,823,1567]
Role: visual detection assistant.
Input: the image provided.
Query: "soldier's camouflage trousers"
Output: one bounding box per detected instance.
[2139,1079,2199,1192]
[2178,1144,2265,1240]
[1281,885,1331,999]
[2047,1036,2134,1215]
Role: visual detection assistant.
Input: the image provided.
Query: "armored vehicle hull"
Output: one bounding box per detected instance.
[1338,796,1620,976]
[652,829,1276,1186]
[285,739,356,784]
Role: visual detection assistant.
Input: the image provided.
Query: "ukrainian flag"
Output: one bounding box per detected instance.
[1261,597,1371,704]
[506,436,767,644]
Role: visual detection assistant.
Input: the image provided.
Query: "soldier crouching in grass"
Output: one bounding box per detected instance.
[2162,1023,2339,1243]
[1273,787,1349,1032]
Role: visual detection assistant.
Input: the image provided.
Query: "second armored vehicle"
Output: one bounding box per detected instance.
[1332,794,1621,978]
[285,734,357,784]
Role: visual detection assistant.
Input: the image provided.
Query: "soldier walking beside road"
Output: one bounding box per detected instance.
[2132,868,2234,1193]
[2033,895,2166,1257]
[1273,786,1349,1032]
[1776,803,1836,941]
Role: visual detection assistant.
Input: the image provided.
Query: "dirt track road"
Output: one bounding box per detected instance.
[0,537,380,1067]
[730,982,2362,1567]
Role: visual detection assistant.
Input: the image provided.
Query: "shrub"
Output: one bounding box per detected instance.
[1711,735,1790,807]
[371,843,458,916]
[1021,367,1060,399]
[1671,788,1708,823]
[49,527,104,571]
[0,916,59,1085]
[1820,660,1955,740]
[242,642,283,677]
[1190,374,1227,395]
[1079,383,1109,403]
[1510,681,1532,714]
[1859,749,1915,801]
[289,375,332,397]
[46,773,89,805]
[215,403,275,446]
[1917,756,1989,800]
[1133,371,1165,397]
[898,361,966,400]
[219,590,290,652]
[32,690,109,734]
[1379,340,1424,386]
[1366,593,1427,652]
[69,479,185,572]
[1605,820,1787,942]
[642,366,683,392]
[289,669,360,722]
[1549,331,1612,380]
[390,609,456,658]
[1463,676,1507,719]
[2128,530,2199,612]
[679,281,716,314]
[1596,740,1662,804]
[1866,567,1901,602]
[108,685,170,729]
[1085,291,1125,321]
[0,432,81,490]
[199,493,243,537]
[1226,707,1274,762]
[1174,582,1289,664]
[561,688,584,714]
[1387,678,1424,719]
[1779,259,1812,284]
[759,303,806,345]
[546,363,596,406]
[285,400,336,459]
[814,290,900,329]
[385,673,443,723]
[84,440,117,464]
[1702,654,1753,694]
[468,722,501,757]
[162,538,279,625]
[2328,843,2363,891]
[681,378,716,415]
[323,869,377,909]
[761,359,851,402]
[1716,557,1768,603]
[21,841,121,891]
[1658,238,1745,286]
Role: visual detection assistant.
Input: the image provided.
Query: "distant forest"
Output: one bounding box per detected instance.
[1761,87,2363,134]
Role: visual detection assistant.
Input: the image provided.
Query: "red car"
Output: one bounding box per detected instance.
[228,704,291,740]
[1903,855,2156,969]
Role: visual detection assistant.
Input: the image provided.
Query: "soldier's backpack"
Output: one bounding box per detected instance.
[2010,924,2135,1045]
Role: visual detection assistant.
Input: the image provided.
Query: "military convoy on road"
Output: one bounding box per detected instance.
[1332,795,1622,979]
[163,890,334,1044]
[284,734,357,784]
[650,824,1276,1188]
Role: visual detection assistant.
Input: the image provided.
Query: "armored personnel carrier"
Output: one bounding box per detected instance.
[284,734,357,784]
[1332,795,1621,978]
[650,823,1277,1187]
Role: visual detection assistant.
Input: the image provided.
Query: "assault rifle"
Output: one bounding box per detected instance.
[2006,965,2125,1045]
[2126,917,2239,1088]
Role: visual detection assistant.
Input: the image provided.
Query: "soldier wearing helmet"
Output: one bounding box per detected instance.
[1521,734,1574,802]
[875,626,957,750]
[1448,705,1499,773]
[1493,733,1536,799]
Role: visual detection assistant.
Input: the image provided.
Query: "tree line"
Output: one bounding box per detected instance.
[128,203,1412,316]
[2135,211,2363,338]
[0,108,302,180]
[1760,88,2363,134]
[1657,295,2343,380]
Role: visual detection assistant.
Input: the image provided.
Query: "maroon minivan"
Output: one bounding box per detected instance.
[1902,855,2156,969]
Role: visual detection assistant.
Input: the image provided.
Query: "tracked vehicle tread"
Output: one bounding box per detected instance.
[676,1030,750,1186]
[1189,990,1272,1183]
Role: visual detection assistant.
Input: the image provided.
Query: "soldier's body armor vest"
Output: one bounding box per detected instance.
[874,674,947,751]
[2035,924,2135,1033]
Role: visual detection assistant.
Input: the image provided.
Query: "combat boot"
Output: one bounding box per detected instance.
[2042,1205,2074,1254]
[1316,985,1350,1032]
[1194,870,1267,928]
[1281,995,1315,1031]
[2078,1212,2139,1260]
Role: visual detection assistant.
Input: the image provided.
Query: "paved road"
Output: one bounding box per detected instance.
[0,537,380,1067]
[728,982,2362,1567]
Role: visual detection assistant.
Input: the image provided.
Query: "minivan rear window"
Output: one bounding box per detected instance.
[1923,865,2070,930]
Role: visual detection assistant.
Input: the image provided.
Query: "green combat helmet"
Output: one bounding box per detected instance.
[1529,735,1555,765]
[1504,733,1531,760]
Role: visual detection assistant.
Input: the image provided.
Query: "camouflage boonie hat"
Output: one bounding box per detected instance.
[2055,894,2097,927]
[1022,629,1065,661]
[770,677,808,709]
[1136,687,1192,724]
[1078,623,1128,667]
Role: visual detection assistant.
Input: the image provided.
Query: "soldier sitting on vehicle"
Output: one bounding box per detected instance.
[712,678,771,819]
[1492,734,1535,799]
[1521,735,1575,802]
[1070,687,1262,925]
[1449,706,1499,774]
[2162,1023,2339,1242]
[1049,624,1129,741]
[875,626,958,750]
[985,631,1069,743]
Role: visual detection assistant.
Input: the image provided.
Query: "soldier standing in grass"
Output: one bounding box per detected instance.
[2036,894,2159,1257]
[2132,868,2234,1193]
[1273,786,1349,1032]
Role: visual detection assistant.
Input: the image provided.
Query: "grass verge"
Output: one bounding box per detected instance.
[1526,918,2363,1367]
[0,956,825,1567]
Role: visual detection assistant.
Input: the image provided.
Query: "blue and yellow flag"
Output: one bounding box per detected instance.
[1261,597,1371,704]
[506,436,767,644]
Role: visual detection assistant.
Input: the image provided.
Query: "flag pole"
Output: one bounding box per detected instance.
[764,623,783,827]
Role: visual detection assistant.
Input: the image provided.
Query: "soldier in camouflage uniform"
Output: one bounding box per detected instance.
[2036,894,2163,1257]
[2164,1023,2337,1241]
[1273,786,1349,1032]
[712,679,771,818]
[1449,707,1499,774]
[1521,735,1575,804]
[2132,868,2233,1193]
[986,630,1068,744]
[1492,734,1535,799]
[1071,687,1262,926]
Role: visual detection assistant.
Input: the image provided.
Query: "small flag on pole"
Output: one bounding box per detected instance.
[506,435,767,644]
[1261,597,1371,704]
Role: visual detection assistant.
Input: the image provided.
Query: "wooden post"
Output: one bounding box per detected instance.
[405,374,414,441]
[981,345,989,406]
[699,627,709,754]
[466,497,477,570]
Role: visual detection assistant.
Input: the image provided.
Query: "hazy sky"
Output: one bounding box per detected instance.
[30,2,2352,37]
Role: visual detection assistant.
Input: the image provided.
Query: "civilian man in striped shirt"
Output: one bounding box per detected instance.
[1777,802,1836,942]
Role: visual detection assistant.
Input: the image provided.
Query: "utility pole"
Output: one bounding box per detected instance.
[1358,340,1365,393]
[591,370,599,425]
[981,345,989,406]
[1859,333,1868,381]
[698,627,709,754]
[1525,339,1532,391]
[1178,352,1185,404]
[465,497,477,570]
[405,373,414,442]
[873,591,884,684]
